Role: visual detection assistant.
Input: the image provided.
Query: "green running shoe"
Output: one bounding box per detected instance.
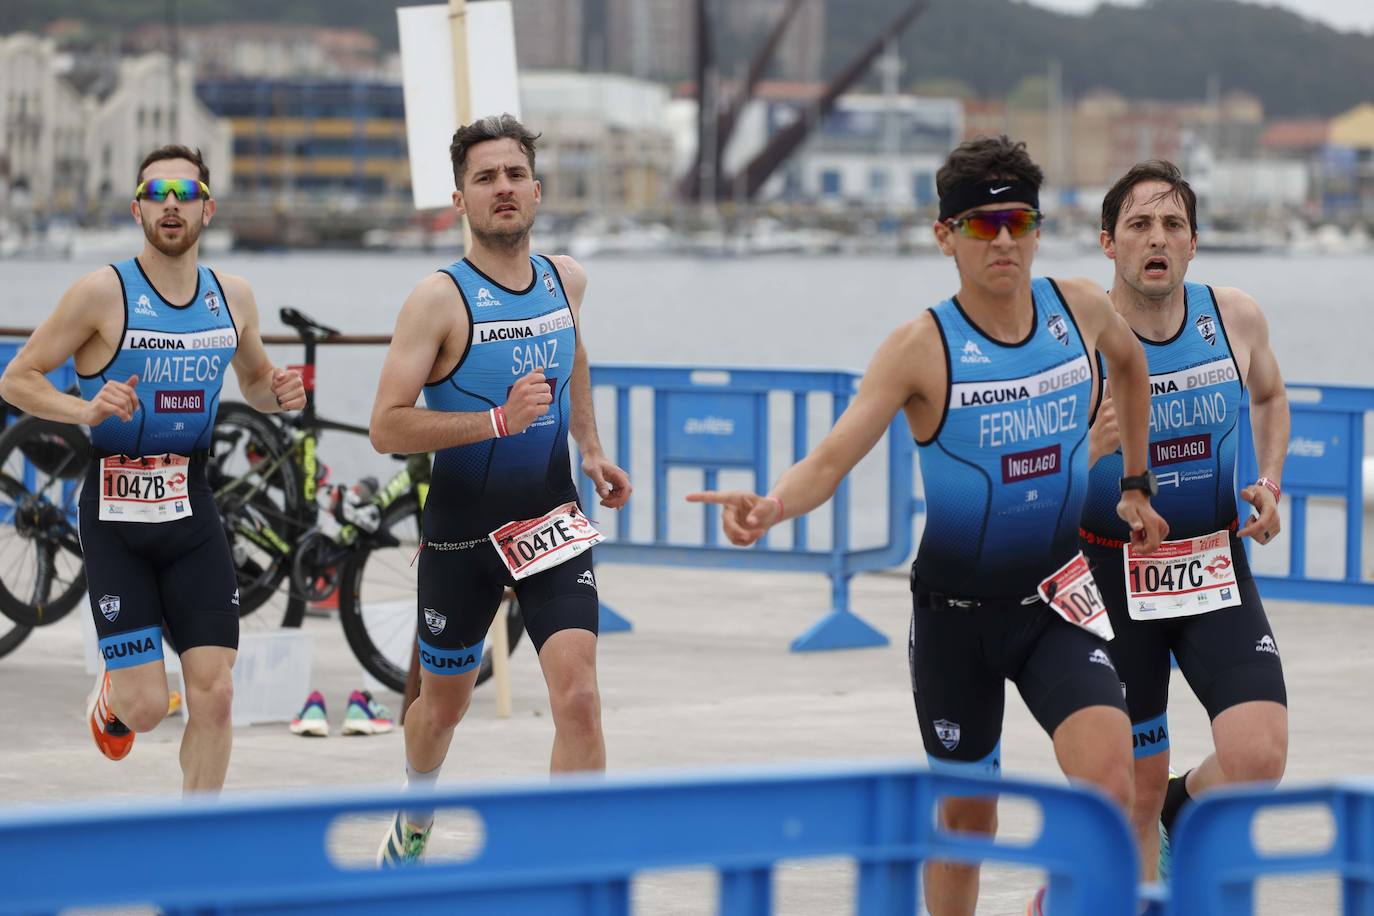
[377,813,431,867]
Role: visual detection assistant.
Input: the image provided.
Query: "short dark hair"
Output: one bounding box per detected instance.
[449,114,540,190]
[936,135,1043,200]
[1101,160,1198,238]
[137,145,210,186]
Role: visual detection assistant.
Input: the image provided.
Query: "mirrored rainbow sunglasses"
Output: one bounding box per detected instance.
[946,208,1042,241]
[134,178,210,203]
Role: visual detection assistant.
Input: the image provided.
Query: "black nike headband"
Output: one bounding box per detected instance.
[938,177,1040,221]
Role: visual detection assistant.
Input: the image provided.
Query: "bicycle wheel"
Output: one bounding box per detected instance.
[0,417,88,626]
[208,402,306,627]
[337,494,523,692]
[0,616,32,659]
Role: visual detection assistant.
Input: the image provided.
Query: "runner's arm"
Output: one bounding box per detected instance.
[221,274,304,413]
[1219,287,1288,540]
[369,274,495,454]
[554,256,604,456]
[1061,277,1151,476]
[554,254,631,507]
[0,268,120,424]
[765,321,921,519]
[1223,288,1288,485]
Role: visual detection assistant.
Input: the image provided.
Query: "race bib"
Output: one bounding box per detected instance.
[489,501,603,581]
[1037,552,1115,641]
[1124,530,1242,621]
[98,454,192,523]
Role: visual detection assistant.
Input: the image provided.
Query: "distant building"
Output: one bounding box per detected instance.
[520,71,676,215]
[127,24,387,79]
[1,35,230,219]
[1324,103,1374,218]
[0,33,90,217]
[196,78,408,203]
[512,0,585,70]
[87,54,232,209]
[724,0,826,83]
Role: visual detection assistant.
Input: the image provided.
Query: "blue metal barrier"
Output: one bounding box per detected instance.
[0,762,1139,916]
[1167,780,1374,914]
[1238,384,1374,604]
[580,366,919,652]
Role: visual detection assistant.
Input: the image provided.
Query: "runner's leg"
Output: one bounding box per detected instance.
[178,645,235,793]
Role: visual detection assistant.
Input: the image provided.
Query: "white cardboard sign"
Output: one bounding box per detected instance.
[398,2,522,209]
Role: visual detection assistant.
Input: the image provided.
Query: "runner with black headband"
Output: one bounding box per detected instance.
[1085,159,1289,883]
[690,135,1167,916]
[0,144,304,794]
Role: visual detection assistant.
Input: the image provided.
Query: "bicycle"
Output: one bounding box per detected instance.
[0,311,524,687]
[206,307,524,691]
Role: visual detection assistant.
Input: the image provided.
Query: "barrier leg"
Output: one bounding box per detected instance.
[720,867,771,915]
[489,611,512,719]
[790,573,888,652]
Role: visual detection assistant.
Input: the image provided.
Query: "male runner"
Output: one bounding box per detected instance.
[1085,159,1289,879]
[690,136,1167,915]
[369,114,630,865]
[0,145,305,794]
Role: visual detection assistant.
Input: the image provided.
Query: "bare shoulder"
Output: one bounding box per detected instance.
[1212,285,1265,327]
[547,254,588,304]
[400,270,463,332]
[874,310,944,378]
[1053,275,1111,312]
[69,265,124,305]
[213,271,259,318]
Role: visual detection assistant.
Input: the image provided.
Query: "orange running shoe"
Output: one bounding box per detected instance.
[86,671,135,761]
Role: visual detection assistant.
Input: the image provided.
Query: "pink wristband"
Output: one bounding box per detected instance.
[764,494,784,522]
[1256,477,1281,503]
[490,406,508,438]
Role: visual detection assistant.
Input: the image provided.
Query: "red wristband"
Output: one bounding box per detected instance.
[1256,477,1281,503]
[764,494,784,522]
[490,406,508,438]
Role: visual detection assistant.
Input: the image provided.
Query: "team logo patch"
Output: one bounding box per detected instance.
[424,608,446,635]
[933,718,960,751]
[543,271,557,296]
[204,289,220,317]
[1047,313,1069,346]
[959,340,991,364]
[1195,313,1216,346]
[98,594,121,622]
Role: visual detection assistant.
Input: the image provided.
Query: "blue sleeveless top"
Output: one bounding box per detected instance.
[914,278,1094,598]
[422,256,578,538]
[77,258,237,456]
[1082,282,1243,542]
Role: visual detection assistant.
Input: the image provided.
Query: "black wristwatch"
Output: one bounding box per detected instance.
[1119,470,1158,497]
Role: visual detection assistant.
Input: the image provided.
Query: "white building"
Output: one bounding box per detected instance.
[84,53,233,207]
[0,33,91,217]
[519,70,675,215]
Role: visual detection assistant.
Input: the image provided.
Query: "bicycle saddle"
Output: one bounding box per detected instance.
[279,307,341,340]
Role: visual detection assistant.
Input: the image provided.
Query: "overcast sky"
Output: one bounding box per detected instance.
[1024,0,1374,34]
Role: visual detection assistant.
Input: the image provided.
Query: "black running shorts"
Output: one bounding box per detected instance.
[1084,538,1286,760]
[79,456,239,670]
[909,569,1128,777]
[416,537,599,676]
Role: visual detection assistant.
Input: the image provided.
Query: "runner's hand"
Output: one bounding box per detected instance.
[271,368,306,411]
[502,369,552,434]
[1089,388,1120,466]
[1117,491,1168,555]
[1237,484,1281,544]
[85,374,139,424]
[685,490,782,547]
[582,452,631,509]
